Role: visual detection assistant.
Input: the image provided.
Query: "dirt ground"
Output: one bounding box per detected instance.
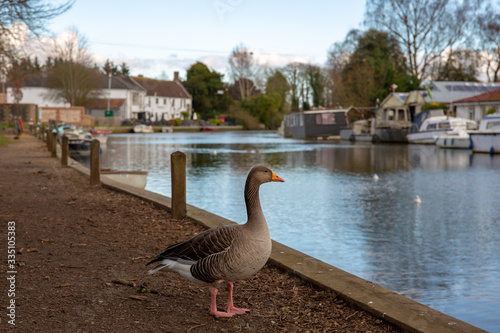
[0,132,402,332]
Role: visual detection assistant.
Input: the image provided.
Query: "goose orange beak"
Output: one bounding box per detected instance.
[271,172,284,182]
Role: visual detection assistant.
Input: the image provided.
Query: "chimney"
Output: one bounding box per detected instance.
[174,71,179,81]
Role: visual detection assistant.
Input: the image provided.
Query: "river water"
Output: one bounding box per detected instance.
[96,131,499,332]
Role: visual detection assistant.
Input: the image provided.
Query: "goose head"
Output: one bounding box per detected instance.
[247,165,284,185]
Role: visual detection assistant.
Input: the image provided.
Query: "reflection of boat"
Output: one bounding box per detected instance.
[470,114,500,154]
[100,169,148,189]
[57,125,94,157]
[91,129,112,145]
[133,124,154,133]
[407,110,477,144]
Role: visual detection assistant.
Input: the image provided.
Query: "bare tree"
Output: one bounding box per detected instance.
[365,0,484,81]
[228,44,263,99]
[477,9,500,82]
[45,28,102,107]
[0,0,74,61]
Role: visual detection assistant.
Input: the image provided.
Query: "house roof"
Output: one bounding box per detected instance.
[453,87,500,104]
[86,98,126,109]
[131,76,191,99]
[99,75,145,91]
[426,81,500,103]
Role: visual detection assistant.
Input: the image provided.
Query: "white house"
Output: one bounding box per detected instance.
[454,88,500,122]
[131,72,192,121]
[86,74,147,120]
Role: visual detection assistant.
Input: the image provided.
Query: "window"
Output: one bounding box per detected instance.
[164,98,166,105]
[171,99,175,107]
[468,107,474,120]
[427,123,437,130]
[156,98,159,104]
[315,113,336,125]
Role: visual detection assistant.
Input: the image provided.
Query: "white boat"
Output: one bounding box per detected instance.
[407,110,477,144]
[133,124,154,134]
[100,169,148,189]
[162,126,173,133]
[56,125,94,157]
[435,129,473,149]
[470,114,500,154]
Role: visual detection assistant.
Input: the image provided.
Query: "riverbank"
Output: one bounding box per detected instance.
[98,125,244,133]
[0,134,399,332]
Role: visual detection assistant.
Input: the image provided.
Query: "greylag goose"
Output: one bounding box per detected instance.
[147,165,284,317]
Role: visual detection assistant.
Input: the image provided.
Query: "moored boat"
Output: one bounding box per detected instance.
[435,129,473,149]
[57,125,94,157]
[470,114,500,154]
[133,124,154,133]
[407,110,477,144]
[91,129,112,145]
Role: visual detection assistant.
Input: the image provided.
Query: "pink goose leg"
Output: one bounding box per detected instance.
[209,287,234,317]
[226,282,250,315]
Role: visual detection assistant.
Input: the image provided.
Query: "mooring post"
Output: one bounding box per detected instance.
[171,151,186,219]
[41,123,46,141]
[61,136,69,166]
[46,129,51,150]
[90,139,100,185]
[51,132,57,157]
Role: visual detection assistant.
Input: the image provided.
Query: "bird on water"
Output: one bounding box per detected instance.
[147,165,284,317]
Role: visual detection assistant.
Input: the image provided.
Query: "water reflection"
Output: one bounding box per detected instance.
[85,131,500,332]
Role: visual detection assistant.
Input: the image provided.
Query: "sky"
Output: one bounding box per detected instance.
[44,0,367,81]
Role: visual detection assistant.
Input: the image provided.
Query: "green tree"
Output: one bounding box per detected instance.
[241,92,282,129]
[265,70,289,113]
[102,59,119,76]
[307,65,325,108]
[328,29,419,107]
[119,62,130,76]
[183,62,232,119]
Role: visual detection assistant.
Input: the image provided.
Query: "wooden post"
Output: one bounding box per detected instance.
[41,123,46,141]
[51,132,57,157]
[46,129,51,150]
[61,136,68,166]
[171,151,186,219]
[90,139,100,185]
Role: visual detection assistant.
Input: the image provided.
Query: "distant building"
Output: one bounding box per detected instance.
[454,88,500,122]
[3,71,191,123]
[132,72,192,121]
[283,109,349,139]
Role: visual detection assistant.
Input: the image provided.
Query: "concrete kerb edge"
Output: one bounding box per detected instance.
[62,153,486,333]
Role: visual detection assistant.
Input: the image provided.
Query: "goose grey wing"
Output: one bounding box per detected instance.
[147,225,240,265]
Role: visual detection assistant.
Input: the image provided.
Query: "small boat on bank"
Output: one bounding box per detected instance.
[57,125,94,157]
[91,129,112,145]
[133,124,154,134]
[100,169,148,189]
[470,114,500,154]
[407,110,477,144]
